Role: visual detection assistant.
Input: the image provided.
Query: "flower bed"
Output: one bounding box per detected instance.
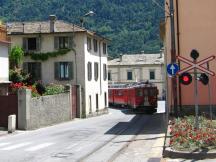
[170,116,216,151]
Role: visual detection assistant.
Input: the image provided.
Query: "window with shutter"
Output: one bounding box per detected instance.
[25,62,42,81]
[103,43,107,54]
[103,64,107,80]
[94,62,98,81]
[55,62,73,80]
[93,39,98,52]
[88,62,92,81]
[54,37,59,50]
[87,37,92,51]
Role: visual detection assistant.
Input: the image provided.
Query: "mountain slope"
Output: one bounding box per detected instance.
[0,0,164,57]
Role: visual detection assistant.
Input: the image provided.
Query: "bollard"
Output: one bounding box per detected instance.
[8,115,16,133]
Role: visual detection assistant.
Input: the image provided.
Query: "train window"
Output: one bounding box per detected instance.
[149,89,156,96]
[144,89,148,96]
[136,89,143,96]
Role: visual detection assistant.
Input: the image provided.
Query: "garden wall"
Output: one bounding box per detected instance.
[18,88,72,130]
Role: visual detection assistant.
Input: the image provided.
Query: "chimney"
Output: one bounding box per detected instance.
[119,54,123,62]
[49,15,57,33]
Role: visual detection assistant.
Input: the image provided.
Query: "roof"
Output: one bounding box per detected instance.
[108,53,164,66]
[7,20,109,41]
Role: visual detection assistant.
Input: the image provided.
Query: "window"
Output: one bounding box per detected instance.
[94,62,99,81]
[127,71,133,80]
[54,36,73,49]
[23,37,40,51]
[88,62,92,81]
[149,70,155,80]
[103,43,107,54]
[23,62,41,81]
[54,62,73,80]
[136,89,143,96]
[87,37,92,51]
[104,92,107,107]
[108,71,112,81]
[96,93,99,111]
[93,39,98,52]
[103,64,107,80]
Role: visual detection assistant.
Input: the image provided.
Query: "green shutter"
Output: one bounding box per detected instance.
[23,38,27,51]
[23,62,28,74]
[36,62,42,80]
[54,37,59,50]
[68,62,73,80]
[36,37,41,51]
[54,62,60,80]
[68,36,74,49]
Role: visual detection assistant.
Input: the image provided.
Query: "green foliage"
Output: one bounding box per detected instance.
[9,46,24,69]
[44,84,65,96]
[25,49,71,61]
[9,68,29,83]
[0,0,164,57]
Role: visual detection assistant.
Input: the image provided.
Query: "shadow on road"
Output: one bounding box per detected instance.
[105,110,166,136]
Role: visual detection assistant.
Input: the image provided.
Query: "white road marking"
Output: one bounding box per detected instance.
[0,143,11,147]
[1,142,32,150]
[25,143,54,152]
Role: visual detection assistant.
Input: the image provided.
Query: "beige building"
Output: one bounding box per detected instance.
[7,15,109,117]
[108,53,165,99]
[0,24,10,95]
[165,0,216,114]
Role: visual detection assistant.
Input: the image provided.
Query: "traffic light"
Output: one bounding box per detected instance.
[179,72,192,85]
[198,73,209,85]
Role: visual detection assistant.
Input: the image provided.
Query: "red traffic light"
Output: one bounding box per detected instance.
[179,72,192,85]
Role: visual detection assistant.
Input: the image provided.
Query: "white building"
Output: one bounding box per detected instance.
[108,53,165,99]
[0,25,10,95]
[7,15,109,117]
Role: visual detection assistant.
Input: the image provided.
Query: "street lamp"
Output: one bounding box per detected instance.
[80,11,95,27]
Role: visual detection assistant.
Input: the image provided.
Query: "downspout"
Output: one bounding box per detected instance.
[176,0,182,111]
[99,40,102,95]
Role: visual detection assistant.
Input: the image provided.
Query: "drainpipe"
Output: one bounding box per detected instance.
[99,40,102,95]
[176,0,182,111]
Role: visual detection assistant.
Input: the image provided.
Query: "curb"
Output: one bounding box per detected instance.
[163,122,216,160]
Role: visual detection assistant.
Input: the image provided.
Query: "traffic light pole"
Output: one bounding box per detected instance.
[194,60,199,129]
[169,0,178,116]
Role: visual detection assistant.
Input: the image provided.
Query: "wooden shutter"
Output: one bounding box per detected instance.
[68,36,74,49]
[54,62,60,80]
[68,62,73,80]
[36,62,42,80]
[54,37,59,50]
[23,38,28,51]
[36,37,41,51]
[23,62,28,74]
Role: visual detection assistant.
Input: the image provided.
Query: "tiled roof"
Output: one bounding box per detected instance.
[7,20,86,34]
[108,53,164,66]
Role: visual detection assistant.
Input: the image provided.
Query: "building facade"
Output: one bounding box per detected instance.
[108,53,165,99]
[7,16,108,117]
[165,0,216,114]
[0,24,10,95]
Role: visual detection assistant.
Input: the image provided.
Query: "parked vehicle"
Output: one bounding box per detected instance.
[108,82,158,113]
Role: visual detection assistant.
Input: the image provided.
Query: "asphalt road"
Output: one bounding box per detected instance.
[0,101,166,162]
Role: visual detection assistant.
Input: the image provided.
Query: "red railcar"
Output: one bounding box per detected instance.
[108,82,158,113]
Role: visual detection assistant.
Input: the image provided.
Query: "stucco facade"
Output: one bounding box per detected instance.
[0,25,10,95]
[165,0,216,113]
[8,17,108,117]
[108,54,165,99]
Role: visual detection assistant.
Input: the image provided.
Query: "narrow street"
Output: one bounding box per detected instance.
[0,102,166,162]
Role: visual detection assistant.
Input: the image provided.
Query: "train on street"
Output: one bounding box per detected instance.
[108,82,158,114]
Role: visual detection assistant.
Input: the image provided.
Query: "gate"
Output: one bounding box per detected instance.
[0,95,18,128]
[71,85,77,119]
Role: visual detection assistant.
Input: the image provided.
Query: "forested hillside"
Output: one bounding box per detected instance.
[0,0,164,57]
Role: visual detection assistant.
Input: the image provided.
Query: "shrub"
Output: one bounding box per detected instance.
[35,82,46,95]
[170,116,216,151]
[44,84,65,96]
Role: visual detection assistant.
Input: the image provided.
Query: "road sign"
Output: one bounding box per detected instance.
[167,63,179,76]
[177,55,215,76]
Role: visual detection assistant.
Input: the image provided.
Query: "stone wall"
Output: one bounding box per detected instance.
[18,88,72,130]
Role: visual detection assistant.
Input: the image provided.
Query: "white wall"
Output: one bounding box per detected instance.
[0,43,9,82]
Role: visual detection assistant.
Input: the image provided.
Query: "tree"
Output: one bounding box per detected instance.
[9,46,24,69]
